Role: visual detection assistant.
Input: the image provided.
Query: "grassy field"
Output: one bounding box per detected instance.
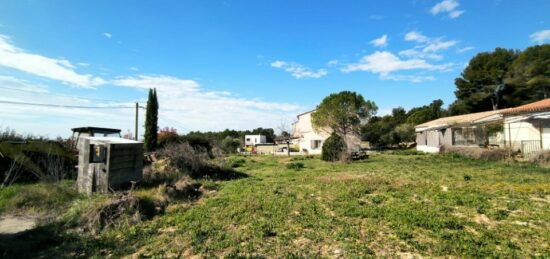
[2,152,550,257]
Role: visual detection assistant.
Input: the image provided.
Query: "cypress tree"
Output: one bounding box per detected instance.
[144,88,159,151]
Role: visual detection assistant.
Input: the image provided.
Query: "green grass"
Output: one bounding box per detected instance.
[0,180,80,215]
[2,153,550,257]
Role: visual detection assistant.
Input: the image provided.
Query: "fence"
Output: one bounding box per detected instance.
[521,140,542,158]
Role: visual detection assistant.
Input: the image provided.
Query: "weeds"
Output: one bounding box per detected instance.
[2,153,550,257]
[286,162,305,171]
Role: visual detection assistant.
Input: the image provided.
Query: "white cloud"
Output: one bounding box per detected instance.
[405,31,429,43]
[456,46,474,53]
[270,60,327,79]
[342,51,450,76]
[2,73,304,137]
[78,62,90,67]
[0,75,49,93]
[381,74,436,83]
[130,67,139,71]
[449,10,465,19]
[530,29,550,44]
[0,35,105,88]
[113,74,302,132]
[423,39,457,52]
[370,34,388,47]
[327,60,339,66]
[401,32,457,60]
[431,0,465,19]
[103,32,112,39]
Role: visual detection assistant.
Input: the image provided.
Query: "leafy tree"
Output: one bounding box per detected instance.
[406,99,446,125]
[157,127,180,148]
[393,123,416,144]
[311,91,377,137]
[221,136,241,154]
[144,88,159,152]
[450,48,519,114]
[321,133,346,162]
[506,44,550,103]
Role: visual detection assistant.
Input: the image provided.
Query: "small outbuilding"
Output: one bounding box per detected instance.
[77,137,143,194]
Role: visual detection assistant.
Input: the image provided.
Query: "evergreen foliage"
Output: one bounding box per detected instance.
[321,133,347,162]
[144,88,159,152]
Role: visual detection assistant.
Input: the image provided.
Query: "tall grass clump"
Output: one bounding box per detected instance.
[443,146,509,161]
[530,151,550,164]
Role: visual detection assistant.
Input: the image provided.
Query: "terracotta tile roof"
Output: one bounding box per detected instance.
[502,98,550,115]
[415,109,503,130]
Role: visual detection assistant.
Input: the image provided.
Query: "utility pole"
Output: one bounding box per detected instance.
[135,102,139,141]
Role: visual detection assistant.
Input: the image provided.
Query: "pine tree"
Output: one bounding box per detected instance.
[144,88,159,151]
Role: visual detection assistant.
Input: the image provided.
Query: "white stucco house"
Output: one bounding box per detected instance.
[292,110,362,155]
[244,135,267,147]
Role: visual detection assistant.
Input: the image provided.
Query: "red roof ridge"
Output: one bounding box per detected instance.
[502,98,550,115]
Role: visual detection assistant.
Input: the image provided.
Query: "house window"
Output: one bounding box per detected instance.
[311,140,322,149]
[246,138,250,142]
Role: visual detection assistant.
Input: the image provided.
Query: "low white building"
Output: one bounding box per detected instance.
[501,99,550,156]
[244,135,267,147]
[415,98,550,156]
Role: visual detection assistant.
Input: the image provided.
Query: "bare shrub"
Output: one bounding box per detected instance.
[75,192,164,234]
[443,146,509,161]
[530,151,550,164]
[1,157,23,187]
[162,177,202,201]
[158,142,210,178]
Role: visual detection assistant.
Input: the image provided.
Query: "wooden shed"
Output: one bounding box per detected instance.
[77,137,143,194]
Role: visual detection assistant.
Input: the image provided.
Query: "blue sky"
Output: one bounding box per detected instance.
[0,0,549,138]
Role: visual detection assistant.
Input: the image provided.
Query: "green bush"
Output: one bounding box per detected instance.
[221,137,241,154]
[229,158,246,168]
[286,162,304,171]
[321,133,346,162]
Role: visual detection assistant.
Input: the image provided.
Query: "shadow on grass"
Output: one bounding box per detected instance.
[0,224,70,258]
[195,165,249,181]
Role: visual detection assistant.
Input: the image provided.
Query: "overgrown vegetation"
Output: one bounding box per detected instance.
[443,146,510,161]
[1,153,549,257]
[0,128,77,187]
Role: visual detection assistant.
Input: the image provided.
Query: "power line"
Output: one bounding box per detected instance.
[0,100,138,109]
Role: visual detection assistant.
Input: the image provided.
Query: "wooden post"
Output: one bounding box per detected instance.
[135,102,139,141]
[540,120,543,151]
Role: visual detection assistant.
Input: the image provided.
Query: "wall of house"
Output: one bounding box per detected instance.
[416,128,453,153]
[244,135,266,146]
[255,144,277,154]
[293,112,331,155]
[504,119,550,152]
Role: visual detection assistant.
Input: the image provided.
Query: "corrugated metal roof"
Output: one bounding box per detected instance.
[502,98,550,115]
[415,110,503,131]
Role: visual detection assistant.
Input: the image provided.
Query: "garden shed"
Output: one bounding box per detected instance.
[76,137,143,194]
